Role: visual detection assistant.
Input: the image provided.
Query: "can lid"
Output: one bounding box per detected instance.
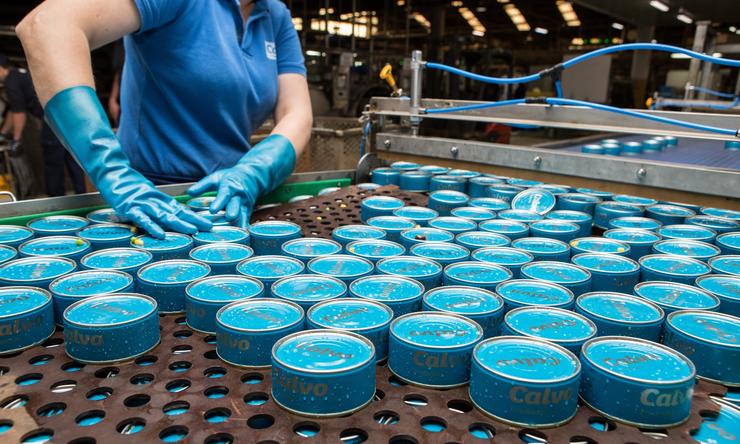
[272,275,347,302]
[547,210,591,222]
[333,225,386,241]
[138,260,211,284]
[237,255,304,279]
[539,185,570,195]
[570,237,630,255]
[473,336,580,382]
[572,253,639,274]
[431,175,465,185]
[448,169,480,179]
[0,245,17,264]
[511,188,556,215]
[701,207,740,221]
[189,243,254,264]
[639,254,711,277]
[411,242,469,262]
[507,178,543,188]
[192,226,249,244]
[560,193,602,204]
[282,238,342,258]
[469,198,510,211]
[424,285,504,315]
[64,293,157,327]
[0,286,52,319]
[429,190,469,204]
[248,220,301,237]
[717,232,740,249]
[445,262,513,286]
[217,299,304,331]
[272,330,375,373]
[80,248,152,271]
[479,219,529,235]
[667,310,740,348]
[576,292,663,324]
[709,255,740,276]
[50,270,133,297]
[688,215,740,231]
[505,307,596,343]
[0,257,76,282]
[400,171,430,179]
[597,202,643,214]
[695,275,740,302]
[27,215,88,233]
[373,167,400,176]
[400,227,454,243]
[376,256,442,278]
[186,196,215,210]
[613,194,658,207]
[0,226,34,244]
[496,279,574,307]
[429,217,477,233]
[418,165,449,175]
[521,261,591,284]
[347,239,405,260]
[308,299,393,331]
[391,312,483,348]
[604,228,661,244]
[512,237,569,254]
[77,223,135,241]
[195,211,228,226]
[657,224,717,241]
[451,207,496,222]
[498,209,542,222]
[86,208,129,224]
[186,275,263,302]
[393,206,438,221]
[367,216,416,231]
[609,217,662,230]
[635,281,720,310]
[361,195,405,210]
[20,236,90,257]
[131,232,192,251]
[349,275,424,302]
[530,220,580,233]
[391,161,420,171]
[455,231,511,249]
[307,255,373,278]
[647,204,696,218]
[581,336,695,383]
[470,176,503,186]
[576,188,613,199]
[471,247,533,266]
[653,239,720,260]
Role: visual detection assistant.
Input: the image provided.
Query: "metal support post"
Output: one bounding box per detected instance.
[688,21,710,100]
[409,50,423,136]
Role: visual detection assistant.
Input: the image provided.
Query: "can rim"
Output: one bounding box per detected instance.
[609,216,662,229]
[0,226,34,242]
[455,231,512,248]
[496,279,575,306]
[657,224,718,239]
[247,220,302,237]
[400,227,455,243]
[185,274,264,303]
[652,239,720,259]
[19,236,91,257]
[80,247,153,270]
[471,246,534,265]
[695,274,740,300]
[0,286,53,319]
[332,225,387,240]
[634,280,720,310]
[0,256,77,282]
[281,238,342,258]
[307,298,394,331]
[520,261,592,284]
[137,260,212,285]
[346,239,406,259]
[376,256,443,278]
[367,215,417,230]
[307,254,374,278]
[271,329,376,374]
[237,255,306,279]
[423,284,505,315]
[216,298,305,332]
[192,225,250,241]
[189,243,254,264]
[570,237,630,254]
[429,190,470,203]
[646,204,696,217]
[349,275,424,302]
[504,306,596,343]
[429,216,478,230]
[638,254,711,277]
[666,309,740,348]
[688,215,740,229]
[603,228,662,244]
[393,206,439,220]
[130,232,193,251]
[571,253,640,274]
[716,231,740,248]
[443,261,513,285]
[360,195,405,209]
[575,292,665,324]
[479,219,529,234]
[450,207,496,220]
[410,241,470,261]
[76,223,135,242]
[49,269,134,298]
[26,215,89,233]
[512,237,570,253]
[560,193,603,204]
[271,274,347,301]
[62,293,158,327]
[547,210,592,222]
[529,220,580,233]
[390,311,484,349]
[708,254,740,275]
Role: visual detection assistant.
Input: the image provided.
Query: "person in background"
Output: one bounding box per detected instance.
[0,53,86,197]
[17,0,313,238]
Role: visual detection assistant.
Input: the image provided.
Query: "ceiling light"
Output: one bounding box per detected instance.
[649,0,670,12]
[730,26,737,32]
[556,1,581,27]
[713,52,723,58]
[476,6,487,12]
[503,4,530,31]
[571,37,584,45]
[612,22,624,30]
[411,12,431,29]
[670,53,690,59]
[535,27,549,35]
[676,10,693,24]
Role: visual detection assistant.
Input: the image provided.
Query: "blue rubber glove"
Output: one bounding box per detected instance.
[187,134,296,227]
[44,86,212,238]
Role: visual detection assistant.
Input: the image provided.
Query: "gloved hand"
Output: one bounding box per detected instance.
[187,134,296,228]
[8,139,23,157]
[45,86,212,238]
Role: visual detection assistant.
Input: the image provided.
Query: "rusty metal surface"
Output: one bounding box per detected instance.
[0,185,727,444]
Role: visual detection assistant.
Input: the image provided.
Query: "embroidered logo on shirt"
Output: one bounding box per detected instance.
[265,41,277,60]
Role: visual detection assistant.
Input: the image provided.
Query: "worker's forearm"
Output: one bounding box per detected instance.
[272,73,313,158]
[1,115,11,135]
[271,110,312,158]
[11,112,26,141]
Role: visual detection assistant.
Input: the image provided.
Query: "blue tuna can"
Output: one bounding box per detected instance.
[237,255,305,297]
[511,188,556,215]
[216,299,304,367]
[702,207,740,221]
[27,215,89,237]
[634,281,720,314]
[137,260,211,312]
[529,220,580,243]
[468,176,504,198]
[376,256,442,290]
[367,216,416,243]
[389,312,482,388]
[471,247,533,279]
[451,206,496,223]
[271,330,376,417]
[287,195,313,203]
[131,232,193,261]
[360,196,405,223]
[503,306,597,355]
[663,310,740,386]
[540,184,571,196]
[77,223,135,250]
[307,299,393,361]
[399,227,454,249]
[613,195,658,209]
[428,191,470,216]
[622,141,643,156]
[487,185,524,203]
[332,225,386,248]
[604,228,661,260]
[717,232,740,255]
[498,209,542,224]
[19,236,92,263]
[186,196,215,212]
[579,336,695,427]
[281,238,342,263]
[443,261,512,292]
[349,275,423,317]
[0,286,55,354]
[185,275,263,333]
[496,279,575,311]
[371,167,401,185]
[582,144,605,155]
[393,206,438,226]
[608,216,663,231]
[79,247,152,284]
[455,231,511,251]
[570,236,630,257]
[709,255,740,277]
[646,204,696,226]
[478,220,529,241]
[470,336,580,427]
[575,292,664,341]
[192,226,250,246]
[410,242,469,266]
[691,399,740,443]
[594,202,644,230]
[571,253,640,293]
[507,178,543,188]
[346,239,405,263]
[0,245,17,265]
[423,286,505,338]
[399,171,431,192]
[272,275,347,312]
[86,208,129,224]
[643,139,663,152]
[63,293,160,363]
[430,175,467,193]
[696,275,740,317]
[189,243,254,275]
[557,193,602,215]
[521,261,592,296]
[652,239,720,262]
[248,221,302,256]
[576,188,614,201]
[195,210,229,227]
[661,201,703,212]
[391,161,419,171]
[511,237,570,262]
[0,257,76,290]
[0,225,34,248]
[657,224,717,243]
[547,210,593,238]
[49,270,134,323]
[602,143,621,156]
[307,254,374,285]
[418,165,449,175]
[449,169,480,180]
[470,197,510,212]
[639,254,711,284]
[688,215,740,234]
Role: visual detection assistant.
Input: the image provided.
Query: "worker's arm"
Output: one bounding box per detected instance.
[10,112,26,141]
[270,73,313,159]
[16,0,211,237]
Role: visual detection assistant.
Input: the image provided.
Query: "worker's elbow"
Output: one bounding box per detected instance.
[16,11,42,45]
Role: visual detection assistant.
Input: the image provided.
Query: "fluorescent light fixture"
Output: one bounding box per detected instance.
[306,50,323,57]
[571,37,584,45]
[676,10,693,24]
[713,52,723,58]
[649,0,670,12]
[292,17,303,31]
[457,6,487,36]
[535,27,549,35]
[612,22,624,30]
[730,26,737,32]
[503,4,530,31]
[670,53,690,59]
[451,1,463,6]
[411,12,431,29]
[556,1,581,27]
[476,6,487,12]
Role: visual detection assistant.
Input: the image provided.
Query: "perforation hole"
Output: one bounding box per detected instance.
[340,428,368,443]
[403,394,427,407]
[94,367,119,378]
[135,355,157,366]
[159,425,188,442]
[244,392,269,406]
[68,439,95,444]
[16,373,42,386]
[42,337,63,348]
[130,373,154,385]
[469,423,496,439]
[588,416,616,432]
[247,414,275,429]
[204,386,229,399]
[163,401,190,416]
[124,394,150,408]
[373,411,399,426]
[50,380,76,393]
[241,373,263,384]
[203,335,217,344]
[203,350,219,360]
[639,428,669,440]
[0,419,12,435]
[61,361,85,373]
[165,379,191,393]
[29,354,53,366]
[86,387,113,401]
[420,417,446,433]
[204,367,227,378]
[519,429,547,443]
[76,410,105,427]
[173,330,192,339]
[204,407,231,423]
[21,428,53,443]
[117,418,145,435]
[168,361,192,373]
[205,433,234,444]
[36,402,66,417]
[388,375,407,387]
[389,436,417,444]
[171,345,192,354]
[374,390,385,401]
[570,437,598,444]
[447,399,473,413]
[174,316,186,325]
[0,366,8,375]
[294,422,320,438]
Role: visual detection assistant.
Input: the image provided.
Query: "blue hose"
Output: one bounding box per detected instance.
[554,80,563,98]
[425,62,541,85]
[654,97,740,110]
[690,86,737,99]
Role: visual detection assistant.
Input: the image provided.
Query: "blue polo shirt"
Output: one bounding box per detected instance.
[119,0,306,184]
